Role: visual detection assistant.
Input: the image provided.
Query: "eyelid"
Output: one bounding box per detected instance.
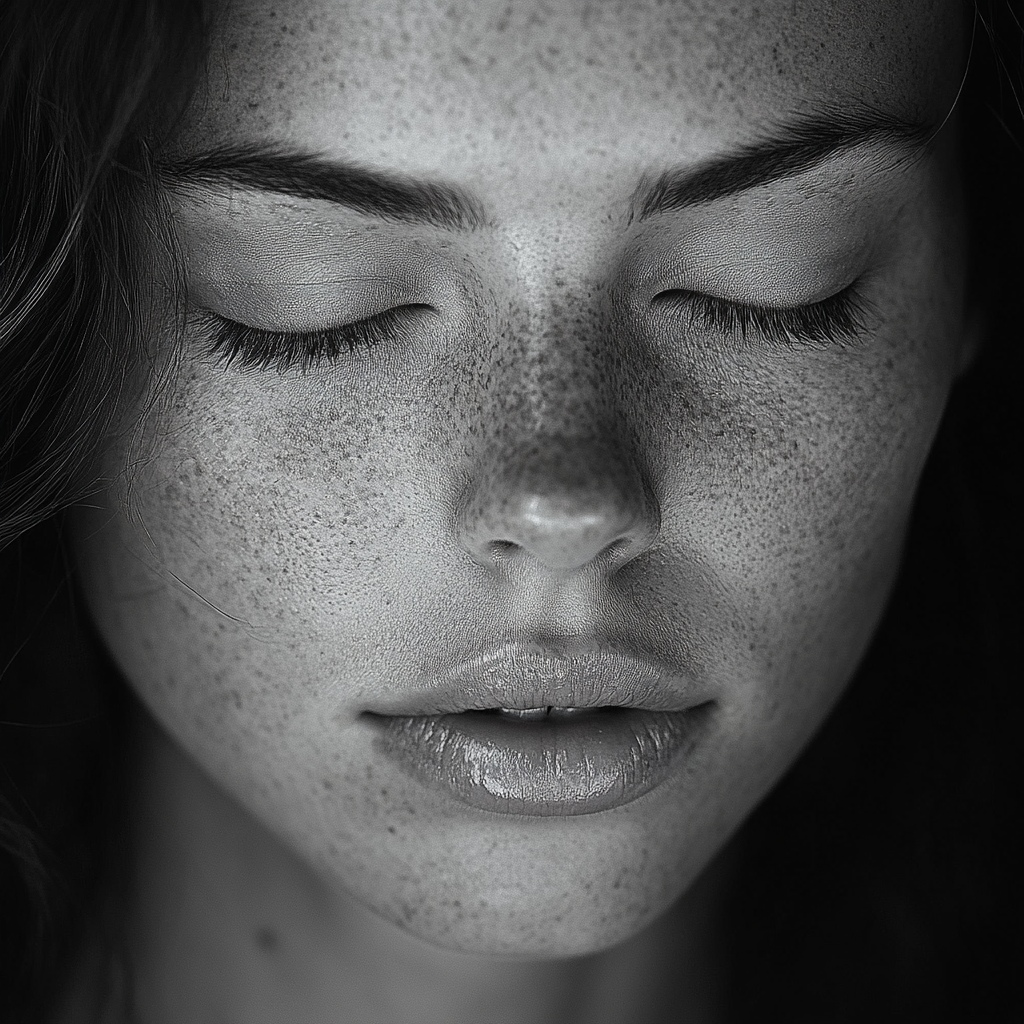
[198,303,434,373]
[185,276,435,334]
[625,216,878,313]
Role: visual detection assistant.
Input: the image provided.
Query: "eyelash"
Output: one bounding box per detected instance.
[203,284,869,373]
[656,284,870,349]
[204,304,431,374]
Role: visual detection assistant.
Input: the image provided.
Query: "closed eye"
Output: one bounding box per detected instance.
[653,283,872,349]
[201,304,435,373]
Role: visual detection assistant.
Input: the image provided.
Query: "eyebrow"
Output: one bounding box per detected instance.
[159,107,934,231]
[630,108,934,221]
[160,144,490,231]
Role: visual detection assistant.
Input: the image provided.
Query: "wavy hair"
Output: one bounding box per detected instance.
[1,1,203,1019]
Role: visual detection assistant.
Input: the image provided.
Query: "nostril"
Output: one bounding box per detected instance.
[488,540,519,559]
[603,536,634,559]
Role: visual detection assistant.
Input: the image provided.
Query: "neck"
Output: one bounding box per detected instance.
[108,703,730,1024]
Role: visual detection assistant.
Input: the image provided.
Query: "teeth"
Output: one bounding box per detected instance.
[497,706,584,721]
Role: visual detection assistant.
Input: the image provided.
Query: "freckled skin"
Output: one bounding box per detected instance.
[70,0,974,1019]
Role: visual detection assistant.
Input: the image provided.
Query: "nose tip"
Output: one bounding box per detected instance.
[487,491,654,571]
[458,441,659,573]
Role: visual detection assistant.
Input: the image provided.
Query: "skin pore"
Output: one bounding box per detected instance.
[67,0,976,1021]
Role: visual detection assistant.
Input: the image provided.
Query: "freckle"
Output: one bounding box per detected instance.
[387,825,396,834]
[322,778,333,790]
[255,927,279,952]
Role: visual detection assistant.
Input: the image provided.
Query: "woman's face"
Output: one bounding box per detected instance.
[74,0,972,956]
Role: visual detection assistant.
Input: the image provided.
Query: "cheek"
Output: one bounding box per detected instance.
[653,290,957,756]
[71,365,390,735]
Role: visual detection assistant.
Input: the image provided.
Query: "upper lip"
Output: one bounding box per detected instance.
[365,641,703,716]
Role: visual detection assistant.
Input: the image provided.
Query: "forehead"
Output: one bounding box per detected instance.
[180,0,964,180]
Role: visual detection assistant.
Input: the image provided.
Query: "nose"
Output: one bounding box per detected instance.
[457,438,660,573]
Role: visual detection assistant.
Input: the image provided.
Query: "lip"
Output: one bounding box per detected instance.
[364,642,699,716]
[364,643,714,816]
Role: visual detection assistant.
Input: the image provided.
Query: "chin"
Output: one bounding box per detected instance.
[330,790,720,961]
[372,886,666,961]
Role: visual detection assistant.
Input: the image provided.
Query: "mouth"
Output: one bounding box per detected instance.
[363,644,715,816]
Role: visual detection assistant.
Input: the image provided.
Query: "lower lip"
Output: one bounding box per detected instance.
[367,706,711,816]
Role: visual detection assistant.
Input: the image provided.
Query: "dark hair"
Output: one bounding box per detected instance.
[1,2,1021,1022]
[1,1,203,1019]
